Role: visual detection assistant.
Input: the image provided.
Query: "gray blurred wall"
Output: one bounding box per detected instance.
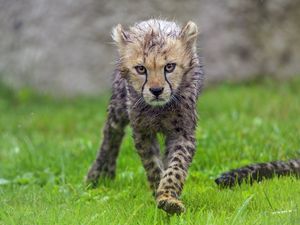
[0,0,300,96]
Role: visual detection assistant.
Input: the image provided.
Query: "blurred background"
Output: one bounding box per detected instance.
[0,0,300,96]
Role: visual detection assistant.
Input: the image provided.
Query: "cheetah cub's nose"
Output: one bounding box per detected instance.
[149,87,164,97]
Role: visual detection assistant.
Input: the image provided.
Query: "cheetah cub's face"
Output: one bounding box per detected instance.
[112,21,198,106]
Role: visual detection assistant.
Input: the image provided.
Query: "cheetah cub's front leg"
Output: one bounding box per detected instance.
[86,91,129,186]
[156,134,195,214]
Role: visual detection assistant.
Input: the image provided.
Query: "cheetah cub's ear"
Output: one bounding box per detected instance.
[180,21,198,51]
[112,24,130,48]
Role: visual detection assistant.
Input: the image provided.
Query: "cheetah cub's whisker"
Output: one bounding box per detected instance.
[86,19,204,214]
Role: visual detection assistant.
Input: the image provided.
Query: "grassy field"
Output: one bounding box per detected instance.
[0,78,300,225]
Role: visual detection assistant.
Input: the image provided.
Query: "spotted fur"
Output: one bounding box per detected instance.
[215,159,300,188]
[86,19,203,214]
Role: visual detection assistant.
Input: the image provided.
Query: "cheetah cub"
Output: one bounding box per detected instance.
[86,19,204,214]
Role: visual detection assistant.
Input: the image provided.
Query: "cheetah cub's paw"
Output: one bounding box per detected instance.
[85,169,100,188]
[157,196,186,215]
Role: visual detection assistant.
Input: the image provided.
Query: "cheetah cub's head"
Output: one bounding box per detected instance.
[112,20,198,106]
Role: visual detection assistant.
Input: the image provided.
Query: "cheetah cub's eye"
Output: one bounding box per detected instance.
[135,65,147,75]
[164,63,176,73]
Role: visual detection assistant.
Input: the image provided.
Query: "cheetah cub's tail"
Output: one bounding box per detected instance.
[215,159,300,188]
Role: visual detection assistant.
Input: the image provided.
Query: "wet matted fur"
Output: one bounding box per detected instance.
[86,19,204,214]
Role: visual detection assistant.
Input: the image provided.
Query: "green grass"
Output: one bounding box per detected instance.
[0,78,300,224]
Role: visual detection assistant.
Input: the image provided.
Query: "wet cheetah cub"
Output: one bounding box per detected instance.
[86,19,204,214]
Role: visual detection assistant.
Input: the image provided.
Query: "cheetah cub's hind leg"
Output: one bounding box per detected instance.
[86,92,129,187]
[133,131,164,195]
